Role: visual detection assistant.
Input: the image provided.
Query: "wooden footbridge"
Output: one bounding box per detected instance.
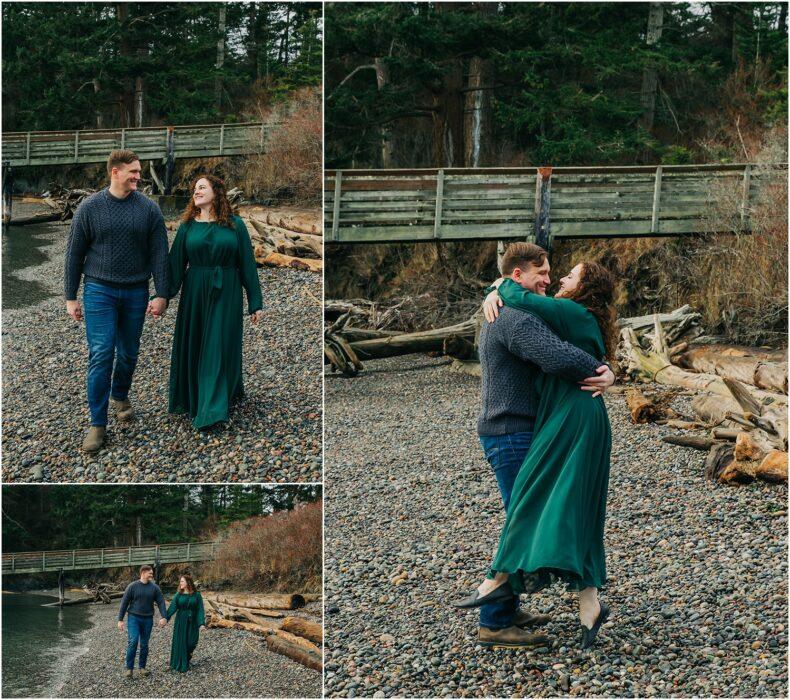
[2,122,276,168]
[325,163,787,248]
[2,541,218,575]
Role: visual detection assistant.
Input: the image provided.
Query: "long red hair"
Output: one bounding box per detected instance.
[181,174,233,229]
[564,262,619,363]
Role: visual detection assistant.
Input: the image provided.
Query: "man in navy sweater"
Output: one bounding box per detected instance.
[64,149,169,454]
[117,565,168,678]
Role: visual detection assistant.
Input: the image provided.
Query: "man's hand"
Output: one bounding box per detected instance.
[579,365,615,398]
[482,289,503,323]
[250,310,263,325]
[158,618,167,627]
[118,620,125,631]
[66,300,83,322]
[147,297,167,319]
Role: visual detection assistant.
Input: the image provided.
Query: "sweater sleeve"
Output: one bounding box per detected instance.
[148,203,170,298]
[64,200,91,300]
[235,216,263,314]
[506,312,602,382]
[118,583,133,621]
[155,585,167,618]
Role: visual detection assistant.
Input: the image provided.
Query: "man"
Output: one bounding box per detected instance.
[117,564,168,678]
[475,242,615,648]
[64,149,170,454]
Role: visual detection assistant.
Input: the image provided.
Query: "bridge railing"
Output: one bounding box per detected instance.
[324,163,787,243]
[2,122,278,167]
[2,541,218,574]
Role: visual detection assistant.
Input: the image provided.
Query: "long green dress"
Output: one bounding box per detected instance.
[167,215,263,429]
[165,590,206,672]
[488,278,612,593]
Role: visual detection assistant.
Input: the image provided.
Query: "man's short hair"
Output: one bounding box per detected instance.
[139,564,153,575]
[107,149,140,177]
[500,242,548,276]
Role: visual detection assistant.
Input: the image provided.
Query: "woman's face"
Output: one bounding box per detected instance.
[193,178,215,208]
[179,577,188,592]
[557,263,584,298]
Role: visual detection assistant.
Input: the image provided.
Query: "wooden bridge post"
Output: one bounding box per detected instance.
[58,568,66,606]
[25,132,31,165]
[651,165,663,233]
[331,171,342,242]
[433,170,445,239]
[120,128,126,150]
[740,164,752,231]
[1,162,13,226]
[154,547,161,583]
[164,126,175,195]
[74,131,80,163]
[535,167,553,252]
[219,124,225,156]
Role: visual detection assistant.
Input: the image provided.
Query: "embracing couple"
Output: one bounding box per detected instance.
[64,149,263,453]
[118,565,206,677]
[453,242,617,650]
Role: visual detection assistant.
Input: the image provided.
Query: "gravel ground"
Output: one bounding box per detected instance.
[324,355,788,698]
[2,212,322,483]
[58,599,322,698]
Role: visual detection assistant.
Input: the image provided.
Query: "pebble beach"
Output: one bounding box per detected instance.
[57,600,322,698]
[2,211,322,483]
[324,355,788,698]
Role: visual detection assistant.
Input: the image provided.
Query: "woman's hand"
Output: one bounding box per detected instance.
[199,625,206,631]
[250,310,263,325]
[483,289,503,323]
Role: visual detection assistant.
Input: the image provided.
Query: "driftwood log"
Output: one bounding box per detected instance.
[265,211,322,236]
[204,593,306,610]
[266,635,323,672]
[676,346,787,394]
[259,251,322,273]
[280,616,323,645]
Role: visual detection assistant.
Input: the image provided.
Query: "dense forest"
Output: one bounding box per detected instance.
[1,484,321,552]
[2,2,322,131]
[325,2,788,345]
[326,1,787,168]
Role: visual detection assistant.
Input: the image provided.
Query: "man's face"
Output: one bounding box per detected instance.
[140,569,153,583]
[112,161,142,192]
[511,259,551,295]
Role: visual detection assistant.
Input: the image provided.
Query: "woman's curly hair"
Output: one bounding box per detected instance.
[564,262,619,363]
[178,573,197,594]
[181,174,233,229]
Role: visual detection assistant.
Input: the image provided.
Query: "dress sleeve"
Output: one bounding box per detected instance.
[167,222,189,300]
[234,217,263,315]
[497,279,569,323]
[165,593,178,621]
[196,592,206,627]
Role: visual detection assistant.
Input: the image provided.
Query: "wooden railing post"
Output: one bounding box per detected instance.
[42,551,46,570]
[74,131,79,162]
[120,128,126,149]
[101,548,104,566]
[25,132,31,165]
[433,170,445,239]
[219,124,225,156]
[331,171,342,242]
[535,167,553,251]
[128,547,132,565]
[186,542,191,560]
[164,127,175,195]
[12,554,15,572]
[740,164,752,231]
[651,165,663,234]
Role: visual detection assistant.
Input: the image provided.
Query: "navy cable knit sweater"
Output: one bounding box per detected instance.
[64,188,169,300]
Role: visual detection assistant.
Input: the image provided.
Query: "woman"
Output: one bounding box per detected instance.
[454,262,617,649]
[167,174,263,429]
[165,574,206,672]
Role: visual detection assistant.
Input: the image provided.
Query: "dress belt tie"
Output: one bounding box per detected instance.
[188,265,236,298]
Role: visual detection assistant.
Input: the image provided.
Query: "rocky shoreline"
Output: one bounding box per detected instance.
[2,209,322,483]
[57,598,322,698]
[324,355,788,698]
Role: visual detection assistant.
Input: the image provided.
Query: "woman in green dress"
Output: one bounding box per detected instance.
[166,574,206,672]
[167,175,263,429]
[454,262,618,648]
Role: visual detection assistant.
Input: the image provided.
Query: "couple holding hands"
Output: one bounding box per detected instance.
[64,149,263,453]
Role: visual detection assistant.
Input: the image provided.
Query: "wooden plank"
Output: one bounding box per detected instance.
[433,170,444,238]
[740,164,751,229]
[331,171,342,242]
[651,165,663,233]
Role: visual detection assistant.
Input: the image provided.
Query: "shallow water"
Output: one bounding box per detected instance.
[1,592,94,698]
[2,203,61,310]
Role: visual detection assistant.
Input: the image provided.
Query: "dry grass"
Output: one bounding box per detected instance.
[199,503,322,594]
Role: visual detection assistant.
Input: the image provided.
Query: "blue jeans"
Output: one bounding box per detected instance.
[125,613,154,669]
[83,282,148,426]
[478,431,534,630]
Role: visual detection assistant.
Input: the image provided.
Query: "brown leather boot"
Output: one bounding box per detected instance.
[478,625,551,649]
[111,397,134,422]
[82,426,106,453]
[513,608,552,628]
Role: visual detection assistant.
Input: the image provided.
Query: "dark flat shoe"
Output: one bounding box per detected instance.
[452,582,514,609]
[580,603,610,649]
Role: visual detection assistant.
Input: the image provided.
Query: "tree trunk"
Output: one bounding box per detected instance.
[116,3,133,127]
[463,52,494,166]
[638,2,664,137]
[280,616,323,645]
[375,57,394,167]
[215,4,227,111]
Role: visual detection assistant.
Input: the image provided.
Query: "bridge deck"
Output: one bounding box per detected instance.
[2,123,276,167]
[3,541,218,574]
[325,164,787,243]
